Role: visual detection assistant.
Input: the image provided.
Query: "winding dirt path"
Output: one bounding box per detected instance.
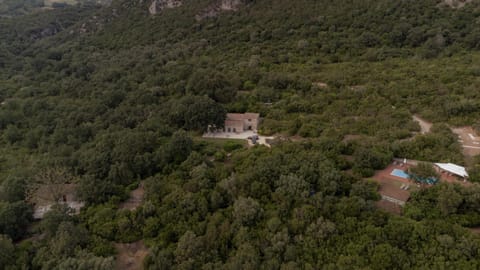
[119,182,145,210]
[412,115,432,134]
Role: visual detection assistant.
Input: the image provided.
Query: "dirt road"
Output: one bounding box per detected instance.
[412,115,432,134]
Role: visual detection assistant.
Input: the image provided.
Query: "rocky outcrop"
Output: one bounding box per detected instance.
[441,0,473,8]
[196,0,251,20]
[148,0,182,15]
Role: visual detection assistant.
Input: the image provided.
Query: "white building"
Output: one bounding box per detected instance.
[434,163,469,181]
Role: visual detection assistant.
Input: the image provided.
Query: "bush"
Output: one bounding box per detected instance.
[223,141,244,152]
[408,162,439,180]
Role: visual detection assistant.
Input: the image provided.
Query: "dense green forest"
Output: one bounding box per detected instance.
[1,0,480,269]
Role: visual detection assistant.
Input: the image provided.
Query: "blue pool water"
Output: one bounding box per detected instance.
[391,169,409,179]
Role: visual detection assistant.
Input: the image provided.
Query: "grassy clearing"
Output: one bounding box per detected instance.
[193,137,248,157]
[194,137,248,148]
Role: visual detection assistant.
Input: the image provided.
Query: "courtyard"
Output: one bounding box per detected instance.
[202,130,274,147]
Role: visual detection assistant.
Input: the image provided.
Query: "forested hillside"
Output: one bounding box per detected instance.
[1,0,480,269]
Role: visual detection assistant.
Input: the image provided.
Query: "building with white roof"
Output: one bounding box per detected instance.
[434,163,469,180]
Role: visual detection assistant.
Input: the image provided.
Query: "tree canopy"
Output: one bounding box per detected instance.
[1,0,480,269]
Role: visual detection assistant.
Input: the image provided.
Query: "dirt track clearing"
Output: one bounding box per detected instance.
[412,115,432,134]
[451,127,480,157]
[119,182,145,210]
[115,241,149,270]
[203,130,274,147]
[442,0,473,8]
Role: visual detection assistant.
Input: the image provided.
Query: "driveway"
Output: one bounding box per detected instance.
[203,130,274,147]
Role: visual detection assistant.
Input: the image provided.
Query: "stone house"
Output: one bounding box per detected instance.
[224,113,259,133]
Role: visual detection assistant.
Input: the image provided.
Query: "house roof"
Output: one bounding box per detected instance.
[243,112,260,119]
[226,114,244,121]
[379,186,411,202]
[30,184,79,206]
[435,163,469,178]
[226,113,259,121]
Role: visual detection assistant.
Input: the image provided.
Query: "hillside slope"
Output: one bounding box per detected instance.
[1,0,480,269]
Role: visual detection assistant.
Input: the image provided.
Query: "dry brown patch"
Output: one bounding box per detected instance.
[119,182,145,210]
[451,126,480,157]
[441,0,473,8]
[412,115,432,134]
[115,241,149,270]
[468,227,480,235]
[342,134,362,143]
[29,184,78,206]
[312,82,328,88]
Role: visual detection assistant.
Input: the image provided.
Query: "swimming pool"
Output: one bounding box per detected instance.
[391,169,409,179]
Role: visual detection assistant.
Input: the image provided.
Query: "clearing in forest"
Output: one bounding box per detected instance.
[372,163,416,204]
[372,158,473,215]
[115,241,149,270]
[451,126,480,157]
[29,183,85,219]
[412,115,432,134]
[119,182,145,210]
[203,130,274,147]
[442,0,473,8]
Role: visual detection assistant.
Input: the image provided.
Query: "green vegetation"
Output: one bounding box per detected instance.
[0,0,44,16]
[0,0,480,268]
[409,162,440,180]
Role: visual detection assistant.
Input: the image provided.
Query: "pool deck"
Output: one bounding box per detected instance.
[372,160,474,215]
[371,163,416,210]
[376,164,414,184]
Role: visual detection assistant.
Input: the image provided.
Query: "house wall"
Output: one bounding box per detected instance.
[243,118,258,131]
[225,121,244,133]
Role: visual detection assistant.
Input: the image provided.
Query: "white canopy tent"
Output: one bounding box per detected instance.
[434,163,469,179]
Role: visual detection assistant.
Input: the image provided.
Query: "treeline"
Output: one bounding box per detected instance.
[0,0,480,268]
[125,142,480,269]
[0,0,44,17]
